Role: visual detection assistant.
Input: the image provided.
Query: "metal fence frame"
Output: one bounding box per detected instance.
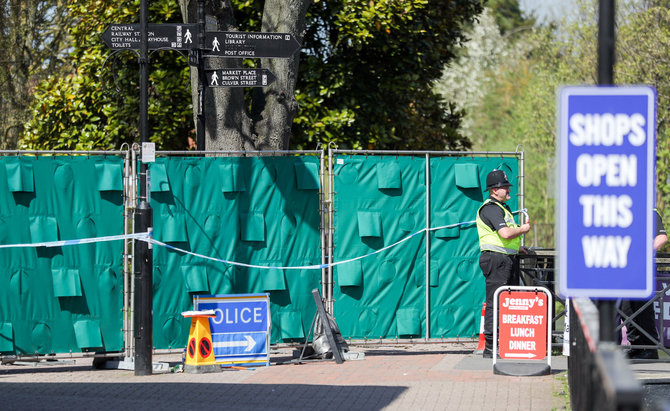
[327,148,524,339]
[0,149,133,362]
[569,298,643,411]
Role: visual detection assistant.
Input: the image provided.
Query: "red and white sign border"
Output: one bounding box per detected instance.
[493,285,553,368]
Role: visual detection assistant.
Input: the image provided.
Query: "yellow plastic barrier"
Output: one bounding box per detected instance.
[181,310,219,373]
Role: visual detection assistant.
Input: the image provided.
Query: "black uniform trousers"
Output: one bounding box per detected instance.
[621,299,659,347]
[479,250,519,347]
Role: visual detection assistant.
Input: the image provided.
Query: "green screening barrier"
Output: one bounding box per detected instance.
[149,156,321,348]
[0,156,125,355]
[333,156,427,338]
[332,154,519,339]
[428,156,519,339]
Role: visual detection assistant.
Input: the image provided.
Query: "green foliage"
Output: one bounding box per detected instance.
[486,0,534,34]
[616,5,670,231]
[21,0,193,150]
[291,0,482,150]
[22,0,482,152]
[451,0,670,248]
[1,0,72,149]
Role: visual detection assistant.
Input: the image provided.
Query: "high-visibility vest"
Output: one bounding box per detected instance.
[476,199,521,254]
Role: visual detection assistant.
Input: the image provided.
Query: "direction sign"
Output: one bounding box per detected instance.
[206,68,276,87]
[102,23,198,50]
[558,86,656,299]
[493,286,552,376]
[194,293,270,367]
[204,31,301,58]
[496,289,549,360]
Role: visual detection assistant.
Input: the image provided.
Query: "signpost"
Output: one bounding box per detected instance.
[493,286,552,376]
[206,68,276,88]
[204,32,301,58]
[101,23,197,50]
[558,86,657,299]
[194,293,271,367]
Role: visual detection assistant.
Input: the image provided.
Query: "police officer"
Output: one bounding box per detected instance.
[476,169,530,358]
[620,209,667,359]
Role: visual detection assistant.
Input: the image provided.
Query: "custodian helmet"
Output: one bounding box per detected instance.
[485,169,512,190]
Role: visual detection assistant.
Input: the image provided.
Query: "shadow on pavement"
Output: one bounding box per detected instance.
[0,382,407,410]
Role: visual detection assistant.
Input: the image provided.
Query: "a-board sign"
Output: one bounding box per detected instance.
[101,23,198,50]
[194,293,270,367]
[558,86,657,299]
[204,31,301,58]
[493,286,552,376]
[206,68,276,88]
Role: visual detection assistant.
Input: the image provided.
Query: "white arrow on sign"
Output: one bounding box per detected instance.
[213,335,257,352]
[503,353,537,359]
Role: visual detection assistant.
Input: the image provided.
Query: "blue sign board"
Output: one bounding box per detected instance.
[194,293,270,366]
[558,86,656,298]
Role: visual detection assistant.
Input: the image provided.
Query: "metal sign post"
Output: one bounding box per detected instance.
[203,32,300,58]
[206,68,276,88]
[101,23,197,50]
[133,0,154,376]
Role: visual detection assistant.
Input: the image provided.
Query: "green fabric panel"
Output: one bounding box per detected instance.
[434,210,460,238]
[332,154,519,340]
[294,161,319,190]
[29,215,58,242]
[279,311,304,339]
[160,213,188,242]
[264,268,286,291]
[73,319,103,348]
[5,158,34,192]
[396,308,420,336]
[337,260,363,287]
[240,212,265,241]
[454,163,480,189]
[429,258,440,287]
[220,161,247,192]
[428,156,519,338]
[376,161,402,189]
[150,156,321,347]
[182,265,209,293]
[333,155,426,339]
[95,161,123,191]
[149,162,170,192]
[0,323,13,352]
[0,156,124,355]
[52,268,82,297]
[357,210,382,237]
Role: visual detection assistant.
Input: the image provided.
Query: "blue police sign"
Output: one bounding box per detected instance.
[195,293,270,367]
[558,86,656,299]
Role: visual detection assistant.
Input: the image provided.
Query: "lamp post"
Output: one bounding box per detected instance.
[134,0,154,375]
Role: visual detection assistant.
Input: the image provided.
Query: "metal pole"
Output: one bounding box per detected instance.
[123,148,131,359]
[196,0,206,150]
[134,0,154,375]
[425,153,431,340]
[597,0,616,343]
[328,148,335,313]
[320,151,327,299]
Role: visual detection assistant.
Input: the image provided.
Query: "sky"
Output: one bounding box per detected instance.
[519,0,579,23]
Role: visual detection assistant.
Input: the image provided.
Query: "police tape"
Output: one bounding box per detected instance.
[0,232,151,249]
[144,209,527,270]
[0,209,527,270]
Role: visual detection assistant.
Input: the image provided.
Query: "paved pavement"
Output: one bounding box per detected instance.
[0,342,570,410]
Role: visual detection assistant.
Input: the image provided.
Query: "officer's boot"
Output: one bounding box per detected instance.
[482,335,493,358]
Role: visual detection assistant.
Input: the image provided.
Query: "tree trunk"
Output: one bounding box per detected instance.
[180,0,311,151]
